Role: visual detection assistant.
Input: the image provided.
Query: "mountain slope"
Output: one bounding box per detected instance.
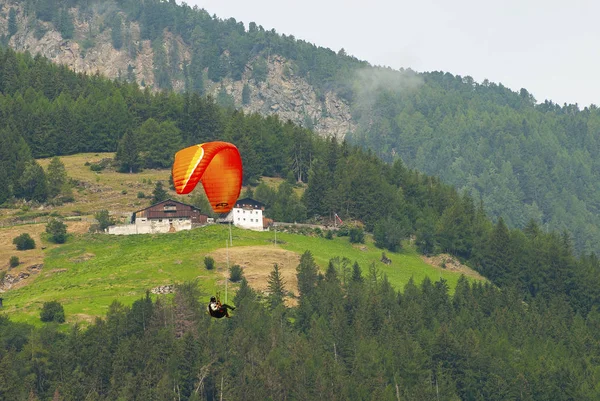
[3,0,600,255]
[0,0,355,137]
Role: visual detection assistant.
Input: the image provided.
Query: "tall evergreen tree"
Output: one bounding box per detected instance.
[241,83,251,105]
[480,217,512,285]
[296,251,319,298]
[267,263,286,310]
[17,161,48,202]
[111,14,123,50]
[45,156,67,199]
[351,261,363,283]
[151,181,168,204]
[139,118,181,169]
[8,8,18,37]
[115,129,140,173]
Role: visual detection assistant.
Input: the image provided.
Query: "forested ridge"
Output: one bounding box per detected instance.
[1,30,600,400]
[348,73,600,257]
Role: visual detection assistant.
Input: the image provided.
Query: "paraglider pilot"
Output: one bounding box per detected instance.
[208,296,235,318]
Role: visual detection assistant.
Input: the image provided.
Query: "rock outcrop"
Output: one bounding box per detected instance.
[208,55,354,139]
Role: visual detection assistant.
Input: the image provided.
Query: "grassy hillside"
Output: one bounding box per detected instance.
[2,224,483,326]
[1,153,484,325]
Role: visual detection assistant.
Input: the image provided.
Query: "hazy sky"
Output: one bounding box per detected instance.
[180,0,599,107]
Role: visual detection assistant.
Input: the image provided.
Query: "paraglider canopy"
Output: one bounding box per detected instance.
[172,141,243,214]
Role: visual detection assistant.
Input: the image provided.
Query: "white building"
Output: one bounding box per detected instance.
[226,198,266,231]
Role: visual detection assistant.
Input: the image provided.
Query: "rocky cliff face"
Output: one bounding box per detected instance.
[207,55,354,138]
[0,1,354,138]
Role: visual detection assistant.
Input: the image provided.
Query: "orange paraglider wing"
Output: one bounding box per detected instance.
[172,141,243,214]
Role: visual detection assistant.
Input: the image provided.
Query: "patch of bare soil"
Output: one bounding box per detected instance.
[44,268,68,276]
[421,254,487,281]
[209,245,300,305]
[70,314,96,325]
[0,221,91,290]
[69,252,95,263]
[352,244,369,252]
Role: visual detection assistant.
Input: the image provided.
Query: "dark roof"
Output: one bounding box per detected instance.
[235,197,265,208]
[132,199,200,214]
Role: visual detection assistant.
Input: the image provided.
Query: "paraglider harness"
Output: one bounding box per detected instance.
[208,293,235,319]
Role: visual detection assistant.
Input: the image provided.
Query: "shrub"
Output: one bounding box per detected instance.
[137,191,145,199]
[337,225,349,237]
[349,227,365,244]
[374,217,407,252]
[40,301,65,323]
[94,210,115,231]
[229,265,243,282]
[9,256,19,268]
[13,233,35,250]
[121,190,127,195]
[89,163,103,172]
[204,256,215,270]
[48,198,63,206]
[88,223,101,233]
[325,230,334,240]
[60,194,75,203]
[46,218,67,244]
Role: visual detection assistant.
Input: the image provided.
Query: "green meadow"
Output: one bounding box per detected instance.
[3,224,483,326]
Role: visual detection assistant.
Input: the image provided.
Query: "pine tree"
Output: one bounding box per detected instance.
[151,181,168,204]
[17,161,48,202]
[111,14,123,50]
[481,217,512,285]
[351,261,363,283]
[241,83,251,105]
[295,251,319,331]
[0,351,21,400]
[139,118,181,169]
[115,129,140,173]
[0,168,11,205]
[267,263,286,309]
[57,8,74,39]
[46,156,67,199]
[8,8,18,37]
[296,251,318,297]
